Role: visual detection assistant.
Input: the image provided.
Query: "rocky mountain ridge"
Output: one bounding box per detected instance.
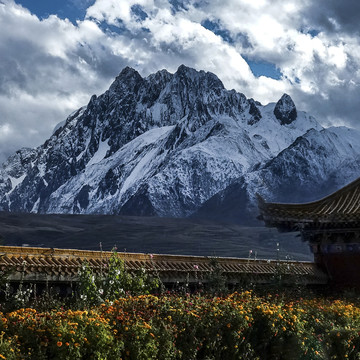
[0,65,358,224]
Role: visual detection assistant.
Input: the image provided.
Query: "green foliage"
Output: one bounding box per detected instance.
[1,267,34,313]
[205,257,227,295]
[77,251,160,307]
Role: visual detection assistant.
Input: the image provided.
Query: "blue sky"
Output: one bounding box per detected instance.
[244,59,282,80]
[0,0,359,161]
[15,0,94,23]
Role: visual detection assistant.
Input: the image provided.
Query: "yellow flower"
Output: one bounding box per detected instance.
[0,354,6,359]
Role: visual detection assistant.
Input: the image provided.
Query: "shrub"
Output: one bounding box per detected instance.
[0,271,360,358]
[76,251,160,307]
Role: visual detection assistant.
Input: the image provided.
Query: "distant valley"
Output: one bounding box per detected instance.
[0,212,312,261]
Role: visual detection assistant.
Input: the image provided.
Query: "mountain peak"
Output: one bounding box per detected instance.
[174,64,201,80]
[174,65,224,91]
[109,66,143,94]
[176,64,193,73]
[274,93,297,125]
[146,68,172,84]
[119,66,140,77]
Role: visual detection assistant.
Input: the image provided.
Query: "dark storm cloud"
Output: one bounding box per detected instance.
[302,0,360,35]
[292,52,360,129]
[294,85,360,129]
[0,38,71,96]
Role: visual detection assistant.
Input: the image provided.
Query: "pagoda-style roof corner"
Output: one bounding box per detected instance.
[256,193,266,208]
[258,177,360,232]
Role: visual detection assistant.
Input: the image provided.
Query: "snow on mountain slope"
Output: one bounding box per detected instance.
[45,126,175,214]
[193,126,360,223]
[0,65,358,224]
[246,126,360,205]
[249,102,322,157]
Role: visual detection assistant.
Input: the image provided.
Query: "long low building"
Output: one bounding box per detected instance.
[0,245,327,287]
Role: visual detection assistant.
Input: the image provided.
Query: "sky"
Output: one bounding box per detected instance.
[0,0,360,162]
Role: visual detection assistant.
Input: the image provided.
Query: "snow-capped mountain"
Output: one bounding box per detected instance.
[193,126,360,223]
[247,126,360,203]
[0,65,358,224]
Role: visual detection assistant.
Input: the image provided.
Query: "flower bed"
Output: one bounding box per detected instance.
[0,291,360,359]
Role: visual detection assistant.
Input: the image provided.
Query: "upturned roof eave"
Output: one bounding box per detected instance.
[257,176,360,229]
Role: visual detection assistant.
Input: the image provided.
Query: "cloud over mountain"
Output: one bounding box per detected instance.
[0,0,359,162]
[0,65,358,224]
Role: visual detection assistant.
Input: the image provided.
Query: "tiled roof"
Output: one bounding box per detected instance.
[0,245,327,285]
[258,177,360,229]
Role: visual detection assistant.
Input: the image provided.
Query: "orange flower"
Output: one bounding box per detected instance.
[57,341,62,347]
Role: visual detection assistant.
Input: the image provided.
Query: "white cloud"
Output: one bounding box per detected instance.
[85,0,288,102]
[86,0,155,27]
[0,0,360,163]
[85,0,360,126]
[0,1,128,160]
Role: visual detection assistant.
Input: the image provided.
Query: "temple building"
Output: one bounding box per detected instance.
[258,177,360,287]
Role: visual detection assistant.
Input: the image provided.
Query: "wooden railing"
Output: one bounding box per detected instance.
[0,245,328,285]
